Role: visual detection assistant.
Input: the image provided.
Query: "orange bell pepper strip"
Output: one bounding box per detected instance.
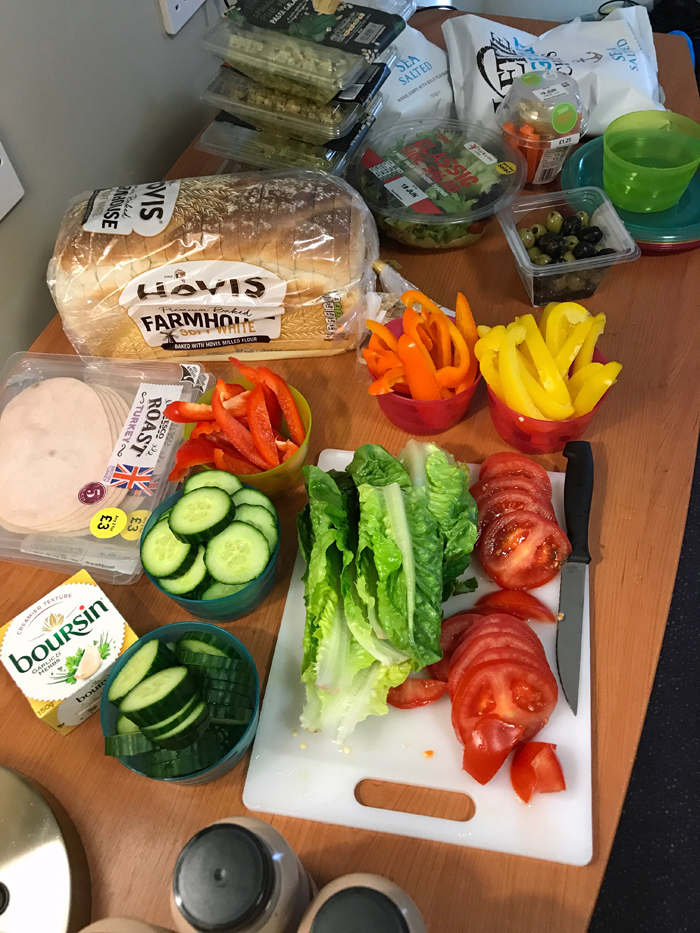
[247,383,280,468]
[368,367,406,396]
[168,437,217,483]
[401,289,443,316]
[363,348,402,377]
[435,320,471,389]
[213,447,262,476]
[366,319,400,354]
[212,379,270,470]
[428,311,452,370]
[455,293,478,351]
[402,313,437,374]
[397,334,442,401]
[164,400,216,423]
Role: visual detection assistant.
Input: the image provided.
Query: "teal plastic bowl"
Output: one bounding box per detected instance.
[141,490,280,623]
[100,621,260,785]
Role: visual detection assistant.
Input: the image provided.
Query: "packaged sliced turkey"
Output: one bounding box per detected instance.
[0,353,209,583]
[48,170,379,361]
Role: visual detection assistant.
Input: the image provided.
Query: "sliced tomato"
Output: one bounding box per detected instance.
[478,452,553,498]
[427,612,482,682]
[470,474,553,506]
[461,715,525,784]
[478,510,572,590]
[449,630,546,700]
[458,613,546,652]
[387,678,448,709]
[510,742,566,803]
[474,590,557,625]
[477,487,556,534]
[451,659,558,745]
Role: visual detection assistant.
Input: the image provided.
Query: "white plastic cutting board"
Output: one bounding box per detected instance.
[244,449,592,866]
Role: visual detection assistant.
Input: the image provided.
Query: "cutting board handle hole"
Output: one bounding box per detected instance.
[354,779,476,822]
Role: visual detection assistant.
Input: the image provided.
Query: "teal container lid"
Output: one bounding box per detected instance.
[561,136,700,247]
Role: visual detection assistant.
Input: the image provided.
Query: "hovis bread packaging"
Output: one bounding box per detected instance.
[47,170,379,362]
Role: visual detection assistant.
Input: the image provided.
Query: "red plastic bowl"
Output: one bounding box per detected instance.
[487,350,607,454]
[374,316,481,436]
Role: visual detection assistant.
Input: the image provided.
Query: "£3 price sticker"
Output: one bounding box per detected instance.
[90,508,127,539]
[120,509,150,541]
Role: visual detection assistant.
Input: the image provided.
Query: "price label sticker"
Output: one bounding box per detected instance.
[120,509,151,541]
[496,161,517,175]
[90,508,127,539]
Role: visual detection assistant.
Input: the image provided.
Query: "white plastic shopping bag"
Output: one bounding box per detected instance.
[443,7,664,136]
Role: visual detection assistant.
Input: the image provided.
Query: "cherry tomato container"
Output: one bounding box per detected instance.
[487,350,607,454]
[374,317,481,436]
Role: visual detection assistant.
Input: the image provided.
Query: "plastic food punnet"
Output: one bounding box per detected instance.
[141,491,280,622]
[487,350,608,454]
[350,118,526,250]
[496,71,587,186]
[498,187,640,306]
[374,317,481,435]
[603,110,700,213]
[100,621,260,785]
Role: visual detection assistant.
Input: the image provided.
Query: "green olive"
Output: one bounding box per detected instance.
[519,228,536,249]
[534,254,553,266]
[565,235,579,250]
[576,211,590,228]
[545,211,564,233]
[563,250,576,262]
[567,274,585,290]
[527,246,543,261]
[530,223,548,240]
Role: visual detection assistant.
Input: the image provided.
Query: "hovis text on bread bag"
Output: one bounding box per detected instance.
[48,170,379,361]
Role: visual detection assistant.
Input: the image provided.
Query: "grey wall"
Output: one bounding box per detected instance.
[0,0,222,364]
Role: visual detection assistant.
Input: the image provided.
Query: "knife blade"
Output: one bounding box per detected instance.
[556,441,594,715]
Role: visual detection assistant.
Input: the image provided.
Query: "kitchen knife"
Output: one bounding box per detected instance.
[556,441,594,715]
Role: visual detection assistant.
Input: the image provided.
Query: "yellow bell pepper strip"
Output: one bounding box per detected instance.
[428,311,452,369]
[545,302,590,357]
[368,367,407,396]
[396,334,442,401]
[477,324,493,339]
[516,353,575,420]
[538,302,560,338]
[401,289,443,316]
[455,293,478,351]
[573,362,622,416]
[518,314,572,406]
[435,319,470,389]
[499,325,546,419]
[554,318,594,376]
[572,313,606,373]
[366,319,400,354]
[474,325,507,360]
[567,361,604,399]
[478,349,504,401]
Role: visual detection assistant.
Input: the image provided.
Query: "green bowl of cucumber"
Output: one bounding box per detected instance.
[101,622,260,784]
[140,471,281,623]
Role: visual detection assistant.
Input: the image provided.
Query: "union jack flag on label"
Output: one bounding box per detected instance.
[106,463,155,495]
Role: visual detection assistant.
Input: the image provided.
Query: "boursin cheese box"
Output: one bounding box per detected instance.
[0,570,137,734]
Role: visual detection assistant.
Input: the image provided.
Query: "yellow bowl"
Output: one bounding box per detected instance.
[185,381,312,500]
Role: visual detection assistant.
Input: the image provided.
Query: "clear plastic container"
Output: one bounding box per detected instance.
[496,71,587,186]
[201,5,404,104]
[80,923,174,933]
[100,621,260,786]
[0,353,210,584]
[361,0,416,18]
[298,873,426,933]
[350,118,526,249]
[498,186,641,306]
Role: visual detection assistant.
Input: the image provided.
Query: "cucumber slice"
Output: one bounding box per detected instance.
[209,706,253,726]
[156,509,172,524]
[141,732,221,765]
[120,667,195,726]
[176,636,230,658]
[151,701,210,750]
[108,641,178,703]
[231,488,276,517]
[204,687,255,709]
[116,715,141,735]
[175,649,251,673]
[201,581,247,600]
[205,521,270,585]
[140,695,199,738]
[141,520,194,579]
[105,733,155,757]
[169,487,234,544]
[158,546,207,596]
[233,504,278,552]
[188,666,255,689]
[184,470,243,497]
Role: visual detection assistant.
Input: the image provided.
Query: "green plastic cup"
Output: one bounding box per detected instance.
[603,110,700,213]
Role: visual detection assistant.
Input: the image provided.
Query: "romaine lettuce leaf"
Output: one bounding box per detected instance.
[347,443,411,490]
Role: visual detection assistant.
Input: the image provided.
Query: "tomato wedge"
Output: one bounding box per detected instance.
[451,659,558,746]
[477,487,556,534]
[387,678,448,709]
[427,612,483,681]
[510,742,566,803]
[470,474,553,506]
[478,511,571,590]
[474,590,557,625]
[478,452,552,498]
[461,715,525,785]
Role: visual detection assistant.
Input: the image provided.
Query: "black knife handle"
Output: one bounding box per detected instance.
[563,441,594,564]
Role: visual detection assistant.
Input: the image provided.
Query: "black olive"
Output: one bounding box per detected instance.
[561,215,582,237]
[580,226,603,245]
[538,232,567,259]
[573,241,596,259]
[596,247,616,256]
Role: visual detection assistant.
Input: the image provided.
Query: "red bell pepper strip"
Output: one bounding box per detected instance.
[275,438,300,462]
[222,392,251,419]
[261,383,282,433]
[168,437,217,483]
[190,421,218,439]
[164,401,216,423]
[247,384,280,468]
[218,382,247,401]
[228,357,263,386]
[212,379,269,470]
[213,447,262,476]
[256,367,305,446]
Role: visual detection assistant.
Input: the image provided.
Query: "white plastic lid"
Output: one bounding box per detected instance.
[496,71,588,146]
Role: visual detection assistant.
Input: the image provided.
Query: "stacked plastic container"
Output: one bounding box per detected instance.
[197,1,413,174]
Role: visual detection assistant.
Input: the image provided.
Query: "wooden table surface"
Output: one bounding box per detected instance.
[2,12,699,933]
